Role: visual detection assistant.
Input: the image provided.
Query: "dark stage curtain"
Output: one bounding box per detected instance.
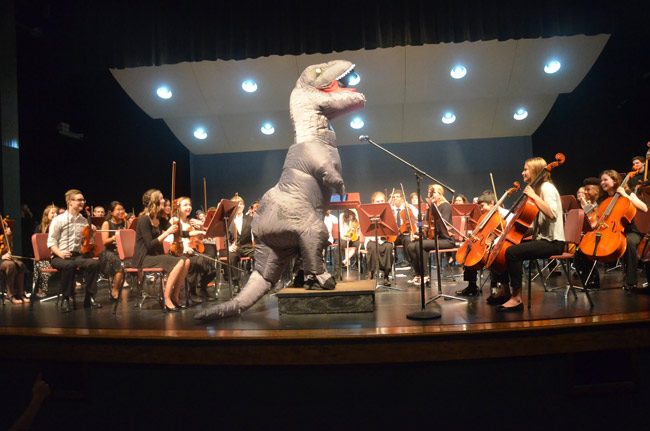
[45,0,621,70]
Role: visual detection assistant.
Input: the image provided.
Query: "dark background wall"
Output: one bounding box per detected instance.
[191,136,532,206]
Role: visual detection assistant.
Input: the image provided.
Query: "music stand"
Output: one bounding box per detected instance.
[425,203,467,304]
[357,203,402,291]
[205,199,238,298]
[329,192,360,280]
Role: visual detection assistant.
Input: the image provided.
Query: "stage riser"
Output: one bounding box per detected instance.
[276,279,375,314]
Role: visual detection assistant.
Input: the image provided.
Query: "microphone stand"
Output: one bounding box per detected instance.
[359,135,456,320]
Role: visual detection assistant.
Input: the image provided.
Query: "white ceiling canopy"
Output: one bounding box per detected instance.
[111,35,609,155]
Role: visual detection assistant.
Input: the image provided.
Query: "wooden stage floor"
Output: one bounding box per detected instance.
[2,265,650,366]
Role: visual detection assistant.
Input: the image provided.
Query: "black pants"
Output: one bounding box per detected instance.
[228,247,255,282]
[366,241,394,276]
[463,267,500,288]
[406,238,455,277]
[51,253,100,299]
[501,240,565,295]
[187,254,218,291]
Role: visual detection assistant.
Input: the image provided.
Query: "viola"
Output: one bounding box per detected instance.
[578,168,639,262]
[398,183,418,236]
[456,182,520,269]
[80,207,102,257]
[486,153,566,273]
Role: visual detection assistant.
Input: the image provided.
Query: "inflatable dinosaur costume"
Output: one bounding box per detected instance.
[195,60,365,321]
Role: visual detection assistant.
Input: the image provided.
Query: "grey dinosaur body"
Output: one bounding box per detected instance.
[195,60,365,321]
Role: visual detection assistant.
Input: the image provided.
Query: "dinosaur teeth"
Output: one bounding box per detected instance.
[336,64,356,81]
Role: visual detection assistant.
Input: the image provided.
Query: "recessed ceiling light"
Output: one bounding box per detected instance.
[193,127,207,140]
[450,65,467,79]
[350,117,364,129]
[242,80,258,93]
[441,112,456,124]
[513,108,528,121]
[260,122,275,135]
[544,60,561,74]
[156,86,172,99]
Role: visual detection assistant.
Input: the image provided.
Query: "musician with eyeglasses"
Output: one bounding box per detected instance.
[47,189,102,312]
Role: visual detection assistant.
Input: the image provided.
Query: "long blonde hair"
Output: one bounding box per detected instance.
[525,157,550,192]
[140,189,164,219]
[38,204,58,233]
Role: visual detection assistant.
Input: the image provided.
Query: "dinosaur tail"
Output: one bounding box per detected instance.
[194,270,272,321]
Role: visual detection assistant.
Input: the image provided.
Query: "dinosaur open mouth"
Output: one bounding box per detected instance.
[336,64,357,88]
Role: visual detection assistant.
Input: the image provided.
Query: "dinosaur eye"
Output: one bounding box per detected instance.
[315,68,322,75]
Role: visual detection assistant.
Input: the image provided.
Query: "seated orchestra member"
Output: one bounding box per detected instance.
[629,155,645,192]
[491,157,565,311]
[227,194,254,287]
[246,200,260,217]
[33,204,58,297]
[175,197,216,301]
[339,208,360,267]
[92,206,106,219]
[323,209,338,245]
[47,189,102,312]
[99,201,127,301]
[456,192,509,297]
[405,184,455,285]
[1,226,29,304]
[576,169,648,292]
[453,194,469,204]
[364,191,394,285]
[133,189,189,312]
[390,190,411,267]
[578,177,601,229]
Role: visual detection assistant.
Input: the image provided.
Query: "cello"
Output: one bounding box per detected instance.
[578,168,640,262]
[486,153,566,273]
[456,182,520,269]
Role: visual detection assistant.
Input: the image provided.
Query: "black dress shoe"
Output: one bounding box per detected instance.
[84,296,103,309]
[382,278,391,287]
[486,294,510,305]
[496,302,524,312]
[456,284,479,296]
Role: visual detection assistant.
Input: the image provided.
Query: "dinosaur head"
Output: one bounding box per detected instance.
[298,60,359,93]
[293,60,365,120]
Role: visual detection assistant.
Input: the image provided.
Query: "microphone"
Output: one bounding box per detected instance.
[358,135,369,141]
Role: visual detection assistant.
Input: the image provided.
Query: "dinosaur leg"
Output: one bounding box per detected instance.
[194,242,295,321]
[299,224,336,290]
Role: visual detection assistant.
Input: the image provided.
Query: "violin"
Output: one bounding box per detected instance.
[188,225,205,254]
[0,214,13,256]
[578,168,639,262]
[398,183,417,236]
[80,206,102,257]
[456,182,520,269]
[486,153,566,273]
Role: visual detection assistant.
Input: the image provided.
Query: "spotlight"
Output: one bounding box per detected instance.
[544,60,561,74]
[242,80,258,93]
[350,117,364,129]
[156,86,172,99]
[193,127,207,140]
[450,65,467,79]
[441,112,456,124]
[513,108,528,121]
[260,122,275,135]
